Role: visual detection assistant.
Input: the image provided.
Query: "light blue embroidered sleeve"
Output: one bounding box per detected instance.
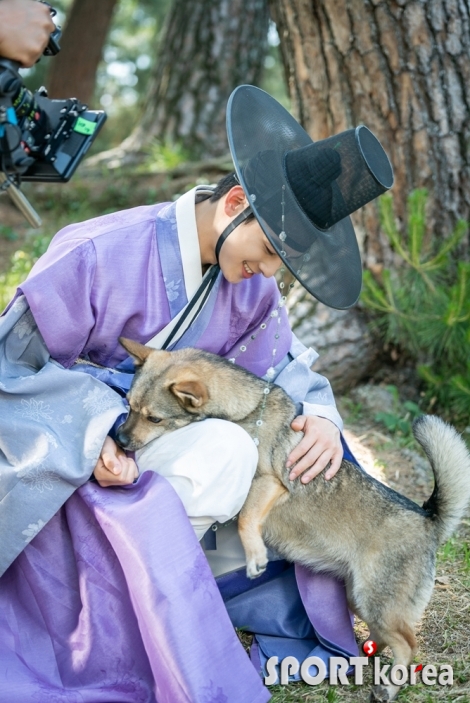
[265,333,343,431]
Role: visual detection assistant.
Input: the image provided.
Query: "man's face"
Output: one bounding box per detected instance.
[218,216,283,284]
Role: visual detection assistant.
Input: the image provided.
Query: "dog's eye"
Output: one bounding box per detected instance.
[147,416,162,424]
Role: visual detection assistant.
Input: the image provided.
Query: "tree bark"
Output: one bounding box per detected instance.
[285,285,377,394]
[46,0,119,105]
[118,0,270,160]
[270,0,470,269]
[269,0,470,389]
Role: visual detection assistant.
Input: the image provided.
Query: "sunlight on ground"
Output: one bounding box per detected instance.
[343,429,387,482]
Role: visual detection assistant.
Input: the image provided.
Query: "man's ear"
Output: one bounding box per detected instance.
[170,377,209,410]
[224,185,248,217]
[119,337,153,367]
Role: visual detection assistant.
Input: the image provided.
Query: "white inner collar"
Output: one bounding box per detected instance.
[175,185,215,300]
[146,185,216,350]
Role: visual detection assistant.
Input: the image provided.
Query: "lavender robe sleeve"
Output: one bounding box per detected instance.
[19,237,97,369]
[17,205,172,370]
[267,334,343,432]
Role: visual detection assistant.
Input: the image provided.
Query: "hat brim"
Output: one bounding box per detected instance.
[226,85,362,310]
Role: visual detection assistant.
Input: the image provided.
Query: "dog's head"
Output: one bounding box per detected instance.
[116,337,215,451]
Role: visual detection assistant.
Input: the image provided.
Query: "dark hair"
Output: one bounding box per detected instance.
[210,173,255,223]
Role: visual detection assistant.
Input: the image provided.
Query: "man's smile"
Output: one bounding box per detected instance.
[242,261,255,278]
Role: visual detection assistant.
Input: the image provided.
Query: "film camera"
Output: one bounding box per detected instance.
[0,4,106,224]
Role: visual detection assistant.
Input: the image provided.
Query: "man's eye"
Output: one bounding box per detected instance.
[147,417,162,424]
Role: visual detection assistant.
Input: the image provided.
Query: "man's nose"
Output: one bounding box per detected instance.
[260,256,282,278]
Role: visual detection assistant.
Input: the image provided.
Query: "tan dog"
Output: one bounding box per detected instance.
[117,338,470,703]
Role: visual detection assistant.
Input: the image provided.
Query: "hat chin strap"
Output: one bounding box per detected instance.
[215,206,252,264]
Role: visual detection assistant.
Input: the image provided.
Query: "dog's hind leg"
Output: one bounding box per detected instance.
[238,474,288,579]
[369,620,417,702]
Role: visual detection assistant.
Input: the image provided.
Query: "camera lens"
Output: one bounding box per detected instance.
[11,86,50,150]
[12,86,36,119]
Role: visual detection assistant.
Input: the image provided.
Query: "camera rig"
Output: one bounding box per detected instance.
[0,60,106,182]
[0,4,107,224]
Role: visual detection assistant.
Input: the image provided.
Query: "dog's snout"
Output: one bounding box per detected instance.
[115,429,130,448]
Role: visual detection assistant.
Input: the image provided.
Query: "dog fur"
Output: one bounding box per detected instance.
[117,338,470,702]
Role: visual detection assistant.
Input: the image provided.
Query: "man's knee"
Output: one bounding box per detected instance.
[205,419,258,474]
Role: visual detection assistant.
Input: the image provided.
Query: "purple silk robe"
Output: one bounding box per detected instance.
[0,201,357,702]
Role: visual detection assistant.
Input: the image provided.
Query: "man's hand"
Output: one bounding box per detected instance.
[287,415,343,484]
[0,0,55,67]
[93,436,139,488]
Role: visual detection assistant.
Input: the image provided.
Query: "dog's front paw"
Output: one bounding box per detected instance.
[370,685,390,702]
[246,554,268,579]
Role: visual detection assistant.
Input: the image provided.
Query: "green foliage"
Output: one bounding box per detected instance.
[373,385,423,441]
[143,139,190,173]
[326,688,340,703]
[0,225,17,242]
[340,397,364,424]
[440,535,470,570]
[362,190,470,423]
[0,234,52,311]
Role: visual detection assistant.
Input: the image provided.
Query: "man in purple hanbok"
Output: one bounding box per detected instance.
[0,86,394,702]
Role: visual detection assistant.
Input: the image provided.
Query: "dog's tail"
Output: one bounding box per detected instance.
[414,415,470,544]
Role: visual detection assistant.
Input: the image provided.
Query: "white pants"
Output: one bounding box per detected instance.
[135,419,259,541]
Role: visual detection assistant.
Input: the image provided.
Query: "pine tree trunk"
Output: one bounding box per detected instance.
[270,0,470,268]
[269,0,470,389]
[286,288,377,394]
[46,0,118,105]
[119,0,270,160]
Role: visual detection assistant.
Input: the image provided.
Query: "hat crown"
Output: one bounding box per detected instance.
[284,127,394,230]
[307,147,342,185]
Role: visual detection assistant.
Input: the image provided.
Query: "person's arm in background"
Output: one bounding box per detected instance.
[0,0,55,66]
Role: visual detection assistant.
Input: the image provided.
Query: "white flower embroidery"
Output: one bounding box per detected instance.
[164,277,181,302]
[45,432,58,449]
[286,360,297,373]
[15,375,36,384]
[61,415,73,424]
[82,387,117,416]
[22,519,46,542]
[22,468,59,493]
[16,398,53,421]
[12,310,35,339]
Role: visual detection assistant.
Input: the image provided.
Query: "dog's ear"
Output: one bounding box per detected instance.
[170,376,208,410]
[119,337,153,367]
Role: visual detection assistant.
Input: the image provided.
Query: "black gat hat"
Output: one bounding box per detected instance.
[226,85,394,309]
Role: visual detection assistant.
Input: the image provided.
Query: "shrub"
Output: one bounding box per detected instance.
[361,189,470,424]
[0,234,51,311]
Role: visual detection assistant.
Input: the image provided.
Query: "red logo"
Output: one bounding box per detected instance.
[362,640,377,656]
